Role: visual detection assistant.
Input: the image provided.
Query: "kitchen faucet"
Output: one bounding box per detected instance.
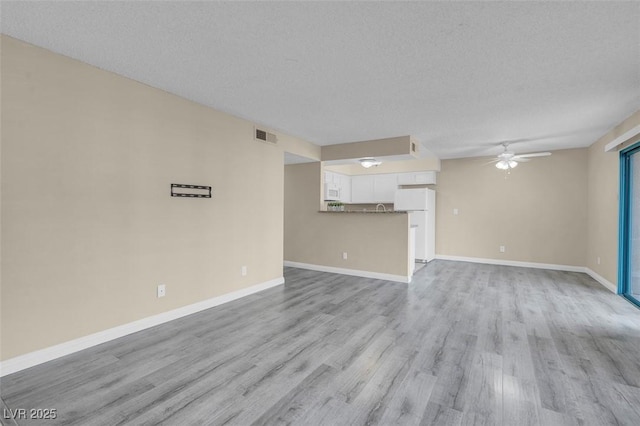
[375,203,386,212]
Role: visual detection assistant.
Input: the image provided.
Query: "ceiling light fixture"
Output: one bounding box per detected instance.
[495,160,518,170]
[359,157,382,168]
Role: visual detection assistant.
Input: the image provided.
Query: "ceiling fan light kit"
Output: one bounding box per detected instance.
[359,157,382,168]
[495,160,518,170]
[492,143,551,172]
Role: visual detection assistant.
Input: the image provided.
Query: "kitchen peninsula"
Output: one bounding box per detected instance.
[319,210,406,214]
[285,161,439,283]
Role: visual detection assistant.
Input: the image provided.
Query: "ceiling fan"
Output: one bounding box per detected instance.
[492,143,551,171]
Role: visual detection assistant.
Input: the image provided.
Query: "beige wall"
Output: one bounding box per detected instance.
[0,36,301,360]
[0,55,3,361]
[284,163,410,277]
[3,33,637,362]
[279,132,321,162]
[587,110,640,286]
[436,148,588,266]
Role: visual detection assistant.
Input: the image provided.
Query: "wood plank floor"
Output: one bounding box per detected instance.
[2,260,640,425]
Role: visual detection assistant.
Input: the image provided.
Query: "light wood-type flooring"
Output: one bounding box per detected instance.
[2,261,640,425]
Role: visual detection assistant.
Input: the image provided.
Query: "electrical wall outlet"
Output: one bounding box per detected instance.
[342,252,348,260]
[241,266,247,276]
[157,284,166,298]
[499,245,506,253]
[453,208,459,215]
[597,257,601,265]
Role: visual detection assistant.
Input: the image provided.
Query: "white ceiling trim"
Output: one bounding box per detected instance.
[604,125,640,152]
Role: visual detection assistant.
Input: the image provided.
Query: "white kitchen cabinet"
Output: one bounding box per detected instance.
[324,171,338,184]
[339,173,351,203]
[351,174,398,203]
[351,175,375,203]
[397,171,437,185]
[344,170,437,204]
[324,171,351,203]
[373,174,398,203]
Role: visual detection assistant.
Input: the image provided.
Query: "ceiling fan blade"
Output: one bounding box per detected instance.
[482,159,500,166]
[512,157,530,162]
[516,152,551,158]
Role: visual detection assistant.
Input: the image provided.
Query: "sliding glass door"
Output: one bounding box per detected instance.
[620,141,640,307]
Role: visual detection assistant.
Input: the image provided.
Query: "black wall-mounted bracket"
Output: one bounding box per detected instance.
[171,184,211,198]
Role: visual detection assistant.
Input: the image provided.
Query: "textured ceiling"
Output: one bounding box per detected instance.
[2,1,639,159]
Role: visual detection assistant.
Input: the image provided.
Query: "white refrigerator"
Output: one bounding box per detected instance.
[394,188,436,262]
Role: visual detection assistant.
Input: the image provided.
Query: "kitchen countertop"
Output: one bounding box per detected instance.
[319,210,407,214]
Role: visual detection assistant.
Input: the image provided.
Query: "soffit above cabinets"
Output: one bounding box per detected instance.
[321,136,437,163]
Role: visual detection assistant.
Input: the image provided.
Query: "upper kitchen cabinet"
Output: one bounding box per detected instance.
[397,171,437,185]
[338,173,351,203]
[351,175,375,203]
[324,171,338,184]
[329,169,438,204]
[351,174,397,203]
[324,170,351,203]
[374,174,398,202]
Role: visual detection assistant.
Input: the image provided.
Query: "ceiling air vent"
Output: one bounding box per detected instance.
[255,127,278,144]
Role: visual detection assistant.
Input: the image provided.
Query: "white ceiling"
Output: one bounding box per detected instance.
[2,1,639,159]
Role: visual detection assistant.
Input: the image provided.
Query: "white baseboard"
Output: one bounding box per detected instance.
[0,277,284,377]
[284,261,411,283]
[435,255,585,272]
[584,268,617,293]
[435,255,618,293]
